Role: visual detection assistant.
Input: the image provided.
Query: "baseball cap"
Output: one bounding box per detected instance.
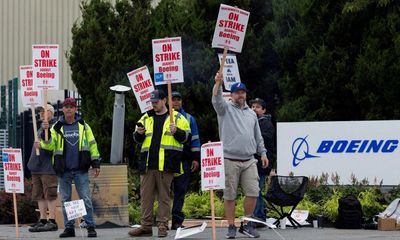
[249,98,266,109]
[150,89,166,102]
[36,104,55,114]
[172,91,182,99]
[230,82,247,93]
[63,98,77,107]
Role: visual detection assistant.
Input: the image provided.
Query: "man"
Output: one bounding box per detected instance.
[41,98,101,238]
[249,98,276,225]
[28,104,58,232]
[170,91,200,230]
[212,74,268,239]
[129,89,191,238]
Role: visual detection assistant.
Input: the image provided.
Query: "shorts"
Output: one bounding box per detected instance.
[31,174,58,201]
[223,158,259,200]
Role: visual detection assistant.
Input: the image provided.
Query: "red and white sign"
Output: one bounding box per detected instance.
[19,65,42,108]
[218,54,241,91]
[32,44,59,90]
[152,37,184,85]
[201,142,225,191]
[2,149,24,194]
[212,4,250,53]
[127,66,155,113]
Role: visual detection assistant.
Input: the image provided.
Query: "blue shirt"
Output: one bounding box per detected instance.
[63,120,80,170]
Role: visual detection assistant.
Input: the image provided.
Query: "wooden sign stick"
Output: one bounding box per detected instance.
[43,88,49,141]
[30,105,40,156]
[13,191,20,238]
[213,47,229,96]
[168,80,174,124]
[210,189,217,240]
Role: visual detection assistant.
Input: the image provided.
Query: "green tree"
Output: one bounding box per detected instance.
[68,0,153,163]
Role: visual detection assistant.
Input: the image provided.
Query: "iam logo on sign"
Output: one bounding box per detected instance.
[291,135,319,167]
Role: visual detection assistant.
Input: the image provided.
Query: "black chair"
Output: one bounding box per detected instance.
[265,175,309,229]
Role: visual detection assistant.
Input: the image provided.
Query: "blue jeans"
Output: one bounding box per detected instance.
[59,170,95,229]
[253,174,266,220]
[171,161,191,225]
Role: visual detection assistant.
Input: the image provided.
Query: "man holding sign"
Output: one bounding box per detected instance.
[28,104,58,232]
[212,73,268,239]
[40,98,101,238]
[129,89,191,238]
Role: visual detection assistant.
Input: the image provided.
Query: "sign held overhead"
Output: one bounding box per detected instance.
[212,4,250,53]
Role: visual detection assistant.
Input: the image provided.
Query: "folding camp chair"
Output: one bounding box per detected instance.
[265,175,309,229]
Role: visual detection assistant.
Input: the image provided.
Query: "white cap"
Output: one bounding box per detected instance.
[37,104,55,114]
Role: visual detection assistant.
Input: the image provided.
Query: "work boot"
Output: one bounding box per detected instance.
[59,228,75,238]
[171,221,184,230]
[128,226,153,237]
[158,222,168,238]
[87,227,97,238]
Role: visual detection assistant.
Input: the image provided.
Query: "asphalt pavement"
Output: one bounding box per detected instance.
[1,224,400,240]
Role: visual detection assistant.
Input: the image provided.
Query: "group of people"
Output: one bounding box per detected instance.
[129,72,275,238]
[26,72,275,239]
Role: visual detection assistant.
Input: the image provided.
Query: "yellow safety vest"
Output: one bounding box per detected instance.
[137,110,191,174]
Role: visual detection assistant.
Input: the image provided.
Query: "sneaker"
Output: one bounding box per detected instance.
[158,223,168,238]
[128,226,153,237]
[225,224,237,239]
[28,221,45,232]
[239,222,260,238]
[36,221,58,232]
[30,220,43,228]
[59,228,75,238]
[87,227,97,238]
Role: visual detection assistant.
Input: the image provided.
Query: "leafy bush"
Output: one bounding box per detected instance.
[128,201,141,224]
[297,194,321,220]
[321,189,342,222]
[182,191,224,218]
[358,188,386,219]
[0,179,37,224]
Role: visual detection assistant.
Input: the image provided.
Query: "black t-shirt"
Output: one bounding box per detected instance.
[147,112,168,170]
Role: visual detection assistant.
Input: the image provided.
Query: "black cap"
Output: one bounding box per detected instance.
[150,89,166,102]
[249,98,266,109]
[172,91,182,99]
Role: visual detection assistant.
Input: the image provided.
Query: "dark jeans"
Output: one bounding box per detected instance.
[59,170,95,228]
[253,174,267,220]
[171,161,191,225]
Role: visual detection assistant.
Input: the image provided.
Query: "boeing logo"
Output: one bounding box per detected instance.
[291,136,319,167]
[291,136,399,167]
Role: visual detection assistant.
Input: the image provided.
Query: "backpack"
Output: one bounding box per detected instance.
[334,194,363,229]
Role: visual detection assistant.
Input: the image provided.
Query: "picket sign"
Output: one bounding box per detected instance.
[65,199,87,221]
[152,37,184,123]
[127,66,155,113]
[212,4,249,96]
[32,44,59,141]
[217,54,241,91]
[174,222,207,239]
[2,148,24,238]
[20,65,42,155]
[200,142,225,240]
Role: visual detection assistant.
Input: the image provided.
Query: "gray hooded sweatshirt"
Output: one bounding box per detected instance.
[212,85,267,160]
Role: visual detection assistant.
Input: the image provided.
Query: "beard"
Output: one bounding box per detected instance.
[234,98,246,106]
